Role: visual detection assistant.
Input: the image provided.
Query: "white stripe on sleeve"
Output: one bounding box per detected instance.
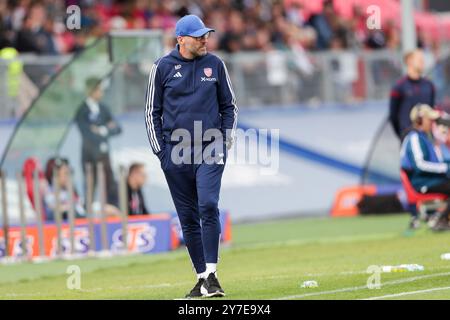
[221,60,238,139]
[410,132,447,174]
[145,62,161,153]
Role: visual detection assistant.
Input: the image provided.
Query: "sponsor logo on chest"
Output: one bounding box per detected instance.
[201,67,216,82]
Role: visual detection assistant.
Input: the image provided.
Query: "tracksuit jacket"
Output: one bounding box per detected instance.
[400,129,450,192]
[389,76,435,139]
[145,45,238,158]
[144,46,238,274]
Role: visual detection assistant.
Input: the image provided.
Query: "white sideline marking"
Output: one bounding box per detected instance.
[274,271,450,300]
[275,285,364,300]
[3,292,43,297]
[362,286,450,300]
[0,282,188,298]
[79,288,103,293]
[304,270,366,277]
[117,283,173,290]
[302,265,450,278]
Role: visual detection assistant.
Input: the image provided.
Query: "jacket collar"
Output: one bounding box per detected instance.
[170,44,207,62]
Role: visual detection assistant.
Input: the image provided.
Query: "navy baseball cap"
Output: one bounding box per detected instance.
[175,15,215,37]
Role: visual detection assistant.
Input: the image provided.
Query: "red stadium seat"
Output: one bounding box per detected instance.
[400,170,447,216]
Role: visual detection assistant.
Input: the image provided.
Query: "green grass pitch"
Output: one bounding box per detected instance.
[1,214,450,300]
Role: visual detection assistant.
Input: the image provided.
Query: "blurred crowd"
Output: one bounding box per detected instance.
[0,0,425,56]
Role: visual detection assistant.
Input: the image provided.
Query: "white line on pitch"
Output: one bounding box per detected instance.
[2,292,44,298]
[303,265,450,278]
[274,271,450,300]
[362,286,450,300]
[0,281,190,298]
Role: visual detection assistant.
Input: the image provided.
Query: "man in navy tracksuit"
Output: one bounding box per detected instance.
[144,15,238,298]
[389,49,435,140]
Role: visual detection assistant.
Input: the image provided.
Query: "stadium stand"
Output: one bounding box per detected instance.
[1,0,449,55]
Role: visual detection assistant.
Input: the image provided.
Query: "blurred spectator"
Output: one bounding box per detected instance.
[330,35,358,103]
[15,2,57,54]
[219,10,245,53]
[147,1,177,31]
[14,4,43,53]
[10,0,31,32]
[127,162,150,215]
[43,157,86,221]
[132,0,151,28]
[441,114,450,150]
[75,76,122,207]
[306,0,335,50]
[432,115,450,162]
[0,46,22,117]
[286,1,305,28]
[0,1,13,48]
[348,4,367,49]
[0,45,39,118]
[365,29,386,49]
[385,20,400,50]
[255,25,273,52]
[429,40,447,106]
[389,49,436,140]
[284,24,315,75]
[41,17,59,54]
[69,29,89,53]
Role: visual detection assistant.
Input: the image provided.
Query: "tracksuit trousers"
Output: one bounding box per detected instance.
[161,142,226,274]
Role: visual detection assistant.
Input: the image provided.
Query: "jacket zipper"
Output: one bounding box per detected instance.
[192,59,196,94]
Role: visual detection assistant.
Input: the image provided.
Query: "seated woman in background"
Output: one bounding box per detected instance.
[43,157,121,221]
[43,157,86,221]
[127,162,150,215]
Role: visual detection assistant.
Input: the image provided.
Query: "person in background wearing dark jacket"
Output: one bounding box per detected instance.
[306,0,335,50]
[389,49,435,140]
[145,15,238,298]
[75,77,122,207]
[15,3,57,55]
[127,162,150,215]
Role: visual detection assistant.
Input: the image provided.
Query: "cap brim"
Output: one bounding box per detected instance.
[429,110,441,120]
[437,117,450,127]
[187,28,215,37]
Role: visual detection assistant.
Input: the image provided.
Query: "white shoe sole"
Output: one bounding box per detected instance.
[200,285,226,297]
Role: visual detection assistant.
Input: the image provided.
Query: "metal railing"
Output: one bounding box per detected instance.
[0,163,130,262]
[218,47,450,107]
